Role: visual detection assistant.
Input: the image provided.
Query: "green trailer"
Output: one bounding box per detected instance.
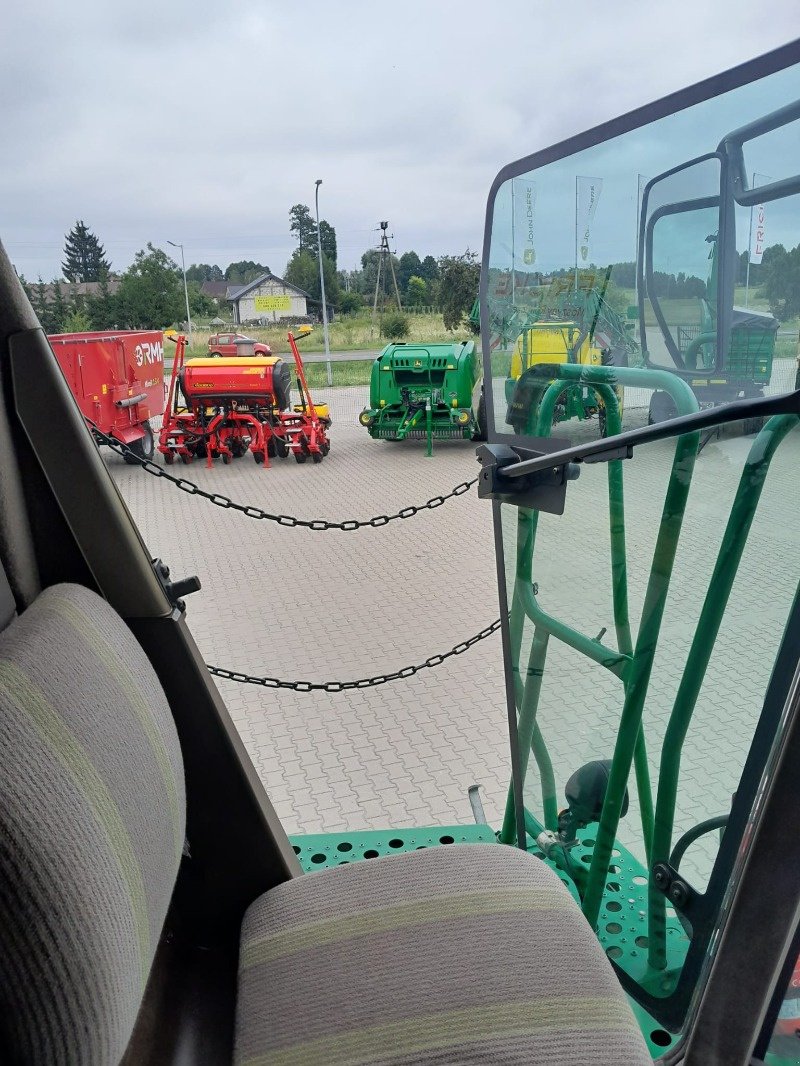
[359,340,486,456]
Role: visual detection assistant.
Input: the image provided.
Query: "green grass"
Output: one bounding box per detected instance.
[186,312,466,357]
[303,360,372,388]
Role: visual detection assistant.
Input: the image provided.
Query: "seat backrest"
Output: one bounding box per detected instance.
[0,580,186,1065]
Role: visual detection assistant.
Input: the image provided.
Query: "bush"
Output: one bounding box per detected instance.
[62,309,93,333]
[379,312,410,339]
[338,291,364,315]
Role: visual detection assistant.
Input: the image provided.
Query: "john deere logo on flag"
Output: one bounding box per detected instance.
[523,248,536,265]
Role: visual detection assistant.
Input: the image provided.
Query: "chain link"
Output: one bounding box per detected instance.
[90,423,478,530]
[207,618,502,692]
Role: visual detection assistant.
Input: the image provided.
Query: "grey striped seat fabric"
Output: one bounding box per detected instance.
[235,843,652,1066]
[0,583,186,1066]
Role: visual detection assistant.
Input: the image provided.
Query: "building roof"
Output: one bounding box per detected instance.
[33,279,122,303]
[200,281,229,299]
[226,272,312,303]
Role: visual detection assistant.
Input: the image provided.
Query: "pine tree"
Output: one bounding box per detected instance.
[51,283,68,332]
[62,221,111,282]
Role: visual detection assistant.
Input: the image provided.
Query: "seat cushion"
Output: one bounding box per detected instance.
[0,583,186,1065]
[234,843,651,1065]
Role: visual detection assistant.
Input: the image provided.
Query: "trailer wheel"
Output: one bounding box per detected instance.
[123,420,155,465]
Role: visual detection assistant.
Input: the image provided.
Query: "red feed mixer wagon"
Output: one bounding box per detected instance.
[48,330,164,463]
[158,331,331,466]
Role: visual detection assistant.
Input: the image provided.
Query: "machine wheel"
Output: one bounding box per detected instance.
[320,441,331,457]
[252,451,265,464]
[471,389,488,442]
[275,437,290,459]
[123,420,155,465]
[163,450,175,466]
[311,450,323,464]
[179,453,193,465]
[222,452,232,465]
[648,391,678,425]
[294,451,308,464]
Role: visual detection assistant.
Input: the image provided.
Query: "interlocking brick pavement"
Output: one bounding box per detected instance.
[108,385,800,889]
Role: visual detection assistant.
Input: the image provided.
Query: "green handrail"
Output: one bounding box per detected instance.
[501,362,700,926]
[646,413,800,970]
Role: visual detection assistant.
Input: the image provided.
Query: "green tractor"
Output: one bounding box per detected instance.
[359,340,486,455]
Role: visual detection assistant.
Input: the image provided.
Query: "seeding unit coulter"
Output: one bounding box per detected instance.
[158,331,330,467]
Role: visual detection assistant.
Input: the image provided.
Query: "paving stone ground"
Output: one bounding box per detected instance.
[109,378,800,887]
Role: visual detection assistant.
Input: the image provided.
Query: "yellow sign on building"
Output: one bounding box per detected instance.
[254,295,292,312]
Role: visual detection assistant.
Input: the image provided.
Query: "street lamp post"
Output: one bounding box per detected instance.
[314,180,332,387]
[167,240,192,349]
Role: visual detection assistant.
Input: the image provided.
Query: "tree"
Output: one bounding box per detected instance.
[187,281,218,317]
[289,204,317,253]
[763,243,800,320]
[62,220,111,282]
[284,249,340,309]
[406,275,427,308]
[224,261,269,284]
[358,247,401,298]
[398,251,423,294]
[319,220,337,269]
[337,290,364,315]
[86,271,118,329]
[115,244,183,328]
[186,263,224,282]
[62,308,93,333]
[51,284,68,332]
[438,251,481,331]
[26,277,59,333]
[420,255,440,282]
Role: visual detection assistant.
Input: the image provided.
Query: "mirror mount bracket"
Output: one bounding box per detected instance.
[476,440,580,514]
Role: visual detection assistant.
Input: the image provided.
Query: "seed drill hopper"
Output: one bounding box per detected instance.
[359,340,485,456]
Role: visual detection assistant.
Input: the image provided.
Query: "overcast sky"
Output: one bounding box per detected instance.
[0,1,797,281]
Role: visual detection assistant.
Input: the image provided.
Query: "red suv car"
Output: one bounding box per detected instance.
[207,333,272,358]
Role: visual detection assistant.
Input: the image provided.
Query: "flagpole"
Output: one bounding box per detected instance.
[745,171,755,308]
[511,179,516,306]
[574,176,579,291]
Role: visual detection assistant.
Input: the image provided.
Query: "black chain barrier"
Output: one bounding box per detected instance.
[206,618,502,692]
[90,423,478,531]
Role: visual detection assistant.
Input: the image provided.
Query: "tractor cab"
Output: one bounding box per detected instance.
[479,38,800,1064]
[636,103,799,419]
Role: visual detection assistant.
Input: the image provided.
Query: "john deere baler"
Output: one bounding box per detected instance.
[359,341,485,455]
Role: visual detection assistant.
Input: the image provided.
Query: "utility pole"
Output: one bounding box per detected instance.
[371,221,402,332]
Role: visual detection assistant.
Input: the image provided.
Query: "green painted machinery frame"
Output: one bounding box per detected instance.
[496,360,799,1009]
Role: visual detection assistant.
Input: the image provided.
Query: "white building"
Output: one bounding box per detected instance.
[227,273,311,324]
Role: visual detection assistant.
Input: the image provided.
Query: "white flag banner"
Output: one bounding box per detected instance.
[576,176,603,263]
[512,178,537,270]
[748,172,771,265]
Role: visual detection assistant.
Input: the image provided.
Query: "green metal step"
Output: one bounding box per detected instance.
[288,823,497,873]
